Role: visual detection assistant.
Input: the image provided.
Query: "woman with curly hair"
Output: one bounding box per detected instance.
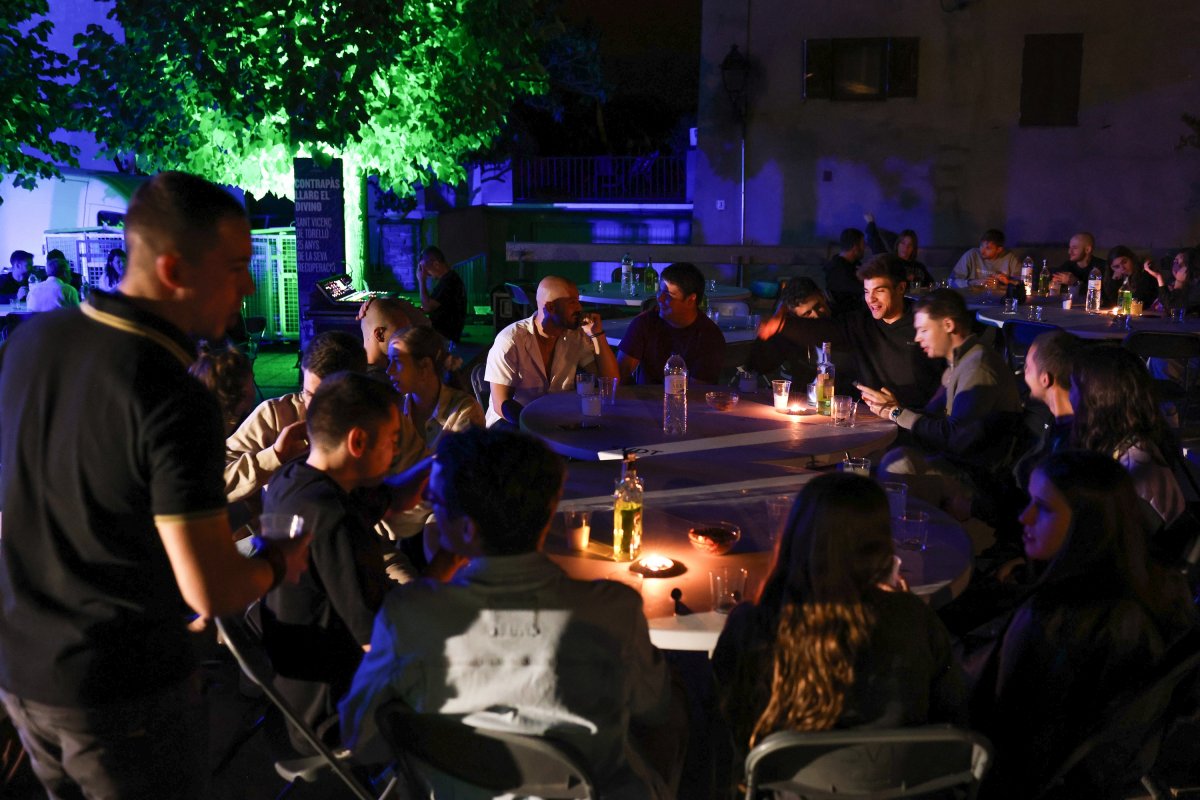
[189,345,256,436]
[974,451,1195,797]
[1070,345,1185,526]
[712,473,965,756]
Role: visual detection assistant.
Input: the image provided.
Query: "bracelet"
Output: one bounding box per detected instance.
[889,406,903,422]
[585,332,605,340]
[249,536,287,591]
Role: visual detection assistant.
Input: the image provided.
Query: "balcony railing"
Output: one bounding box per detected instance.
[512,155,687,204]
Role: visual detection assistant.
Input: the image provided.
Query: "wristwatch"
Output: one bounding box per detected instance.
[889,406,903,422]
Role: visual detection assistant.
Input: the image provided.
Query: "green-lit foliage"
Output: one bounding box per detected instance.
[73,0,547,199]
[0,0,79,202]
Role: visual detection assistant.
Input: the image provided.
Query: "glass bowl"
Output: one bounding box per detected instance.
[705,391,740,411]
[688,522,742,555]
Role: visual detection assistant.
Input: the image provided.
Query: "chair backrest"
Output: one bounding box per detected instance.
[1036,629,1200,798]
[1123,331,1200,361]
[376,703,597,799]
[744,725,992,800]
[470,361,489,410]
[214,614,381,800]
[1001,320,1058,373]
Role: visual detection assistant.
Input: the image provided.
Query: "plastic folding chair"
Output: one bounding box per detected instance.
[1123,331,1200,423]
[214,613,397,800]
[1001,319,1058,375]
[1038,629,1200,800]
[376,702,598,799]
[743,725,992,799]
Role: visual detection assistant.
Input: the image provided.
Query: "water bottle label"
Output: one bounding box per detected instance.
[665,375,686,395]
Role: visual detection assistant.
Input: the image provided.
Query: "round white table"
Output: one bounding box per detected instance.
[543,489,972,654]
[520,384,898,464]
[975,302,1200,340]
[578,281,751,306]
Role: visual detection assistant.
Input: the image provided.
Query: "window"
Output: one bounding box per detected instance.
[804,37,919,101]
[1019,34,1083,127]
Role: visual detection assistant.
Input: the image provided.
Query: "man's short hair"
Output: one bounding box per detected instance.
[306,371,396,450]
[779,277,824,311]
[856,253,908,285]
[420,245,446,263]
[435,427,565,556]
[1029,330,1079,387]
[44,258,66,278]
[9,250,32,268]
[366,297,431,331]
[980,229,1005,247]
[839,228,865,251]
[1074,232,1095,250]
[45,249,68,268]
[660,262,705,302]
[913,288,971,331]
[301,331,367,378]
[125,171,246,264]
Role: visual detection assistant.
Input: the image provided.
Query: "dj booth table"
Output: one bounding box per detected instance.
[298,273,393,353]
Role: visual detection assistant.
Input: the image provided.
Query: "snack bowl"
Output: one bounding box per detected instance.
[688,522,742,555]
[705,391,740,411]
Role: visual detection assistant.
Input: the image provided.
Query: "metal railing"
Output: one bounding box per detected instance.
[512,155,686,204]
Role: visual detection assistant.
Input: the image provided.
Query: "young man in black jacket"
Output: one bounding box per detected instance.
[749,254,943,410]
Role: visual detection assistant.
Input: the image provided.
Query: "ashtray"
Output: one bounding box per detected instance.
[688,523,742,555]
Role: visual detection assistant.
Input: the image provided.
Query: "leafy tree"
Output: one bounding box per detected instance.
[0,0,78,203]
[73,0,547,274]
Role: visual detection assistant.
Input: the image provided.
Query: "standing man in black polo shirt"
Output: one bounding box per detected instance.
[0,171,310,799]
[416,245,467,343]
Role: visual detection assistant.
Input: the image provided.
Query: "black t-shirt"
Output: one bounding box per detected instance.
[823,255,865,315]
[262,461,388,697]
[429,269,467,343]
[0,269,45,301]
[0,291,227,705]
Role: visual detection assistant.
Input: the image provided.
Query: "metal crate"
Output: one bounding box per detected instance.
[247,228,298,340]
[43,228,125,286]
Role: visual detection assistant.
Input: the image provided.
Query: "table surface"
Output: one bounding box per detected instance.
[521,384,898,464]
[975,302,1200,339]
[600,314,759,348]
[578,281,750,306]
[544,486,972,653]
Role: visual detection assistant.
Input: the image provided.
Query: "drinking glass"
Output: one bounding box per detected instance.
[842,457,870,476]
[581,393,602,418]
[710,568,748,614]
[1172,307,1187,323]
[746,313,761,330]
[259,513,304,540]
[831,395,855,427]
[771,379,792,411]
[576,373,596,396]
[598,376,618,406]
[1002,297,1018,314]
[898,510,931,551]
[882,482,907,520]
[564,510,591,551]
[765,496,792,545]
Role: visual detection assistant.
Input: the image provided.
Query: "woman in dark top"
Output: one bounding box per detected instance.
[712,473,965,756]
[865,214,935,286]
[974,451,1196,798]
[1144,247,1200,314]
[1103,245,1158,307]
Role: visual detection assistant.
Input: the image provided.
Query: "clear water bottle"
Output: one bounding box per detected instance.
[620,253,634,296]
[1021,257,1034,299]
[663,352,688,435]
[1086,265,1103,314]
